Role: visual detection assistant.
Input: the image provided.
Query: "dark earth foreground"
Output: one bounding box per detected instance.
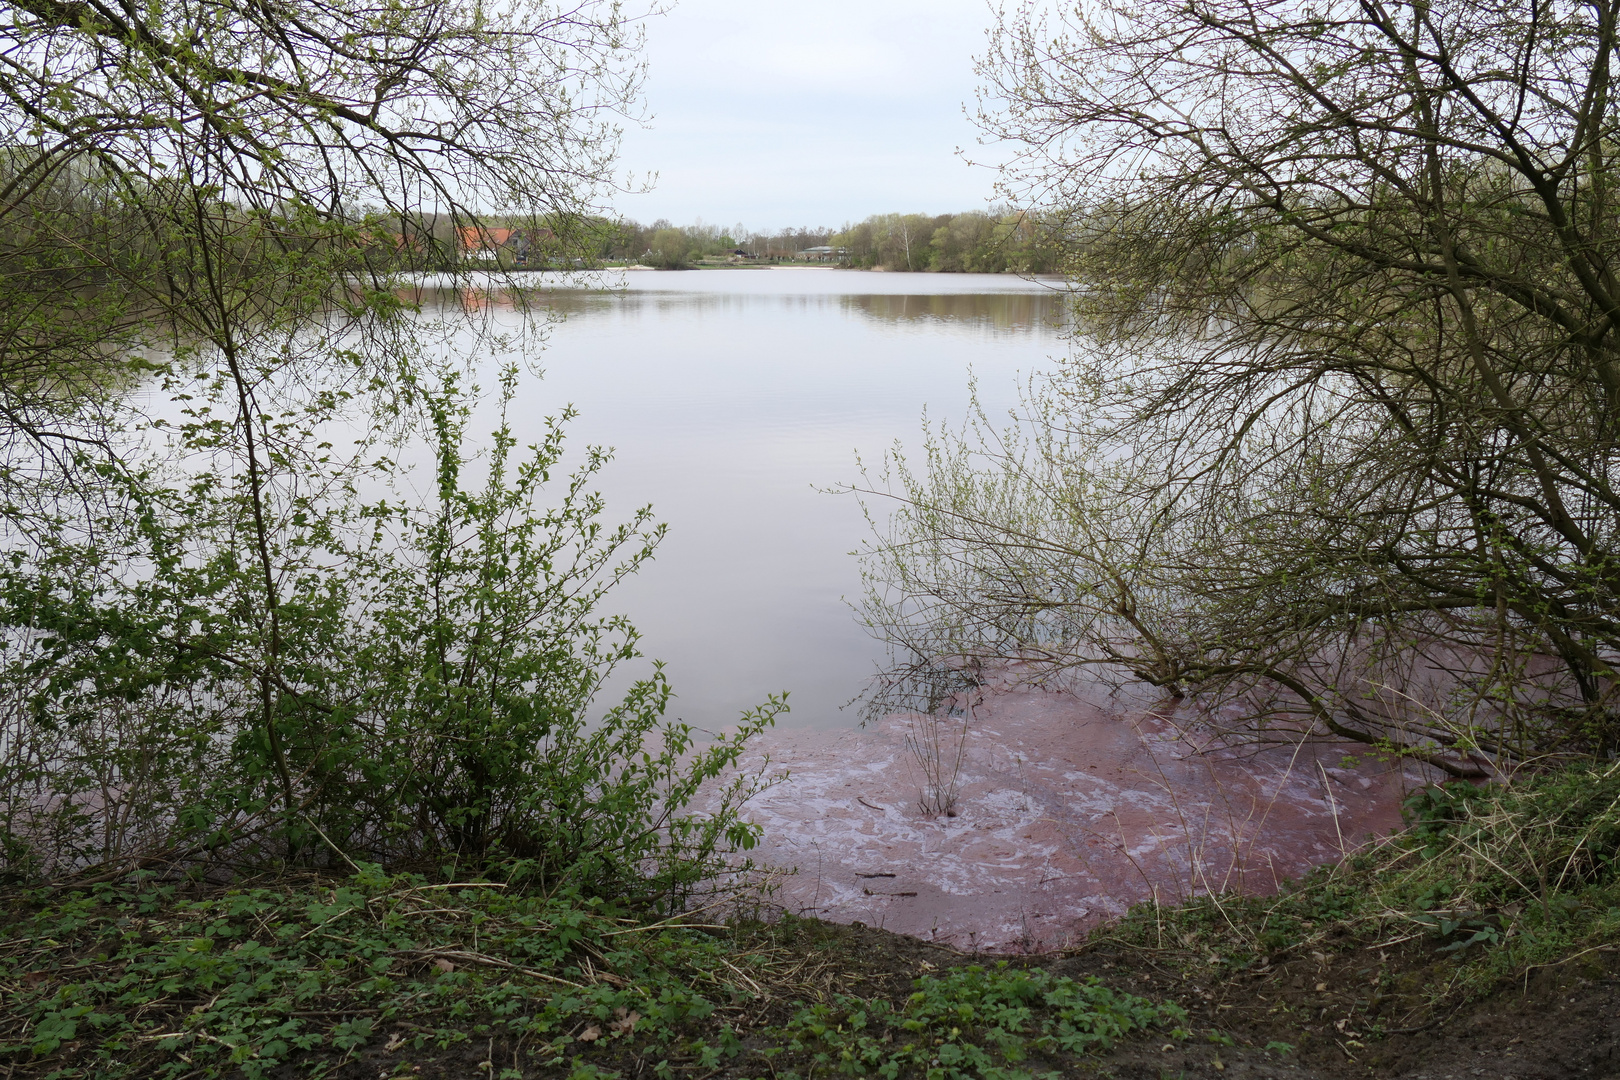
[301,917,1619,1080]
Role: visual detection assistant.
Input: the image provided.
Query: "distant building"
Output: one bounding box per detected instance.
[457,225,554,265]
[800,245,847,262]
[458,226,512,261]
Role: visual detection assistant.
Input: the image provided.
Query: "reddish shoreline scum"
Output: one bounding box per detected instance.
[727,679,1432,951]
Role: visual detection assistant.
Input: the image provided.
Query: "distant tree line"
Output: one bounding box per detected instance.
[834,211,1060,273]
[573,212,1060,272]
[584,219,837,268]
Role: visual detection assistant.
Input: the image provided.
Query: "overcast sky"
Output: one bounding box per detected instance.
[611,0,1009,233]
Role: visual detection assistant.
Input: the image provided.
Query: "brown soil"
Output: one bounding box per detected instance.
[1050,937,1620,1079]
[308,916,1620,1079]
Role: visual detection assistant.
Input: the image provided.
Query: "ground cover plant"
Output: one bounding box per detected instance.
[0,872,1187,1080]
[768,963,1184,1079]
[0,869,754,1079]
[4,757,1620,1079]
[8,765,1620,1079]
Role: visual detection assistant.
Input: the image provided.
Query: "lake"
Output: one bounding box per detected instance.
[421,268,1071,733]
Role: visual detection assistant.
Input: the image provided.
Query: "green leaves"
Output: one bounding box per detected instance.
[0,872,766,1079]
[0,346,780,895]
[772,962,1185,1079]
[328,368,782,895]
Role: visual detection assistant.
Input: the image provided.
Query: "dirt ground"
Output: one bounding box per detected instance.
[1053,936,1620,1079]
[309,916,1620,1079]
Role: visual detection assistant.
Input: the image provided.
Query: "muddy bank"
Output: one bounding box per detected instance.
[732,679,1433,950]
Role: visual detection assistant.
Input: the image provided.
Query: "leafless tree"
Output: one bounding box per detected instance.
[861,0,1620,775]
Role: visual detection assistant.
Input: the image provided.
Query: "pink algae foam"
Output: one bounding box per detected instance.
[726,680,1431,952]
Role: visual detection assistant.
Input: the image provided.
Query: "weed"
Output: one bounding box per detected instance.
[0,873,1189,1079]
[0,869,762,1078]
[906,708,972,817]
[768,961,1185,1078]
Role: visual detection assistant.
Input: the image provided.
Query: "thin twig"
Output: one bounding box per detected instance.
[398,948,583,988]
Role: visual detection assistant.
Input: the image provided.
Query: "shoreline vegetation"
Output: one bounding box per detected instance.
[4,767,1616,1079]
[468,211,1064,273]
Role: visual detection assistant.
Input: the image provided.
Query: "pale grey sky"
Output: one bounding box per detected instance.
[612,0,1008,232]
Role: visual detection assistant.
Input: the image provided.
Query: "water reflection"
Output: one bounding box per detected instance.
[391,270,1069,732]
[396,278,1069,335]
[839,292,1065,331]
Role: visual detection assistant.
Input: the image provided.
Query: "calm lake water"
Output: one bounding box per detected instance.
[424,269,1070,732]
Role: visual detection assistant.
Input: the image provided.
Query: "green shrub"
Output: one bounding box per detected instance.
[0,362,780,898]
[337,368,783,899]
